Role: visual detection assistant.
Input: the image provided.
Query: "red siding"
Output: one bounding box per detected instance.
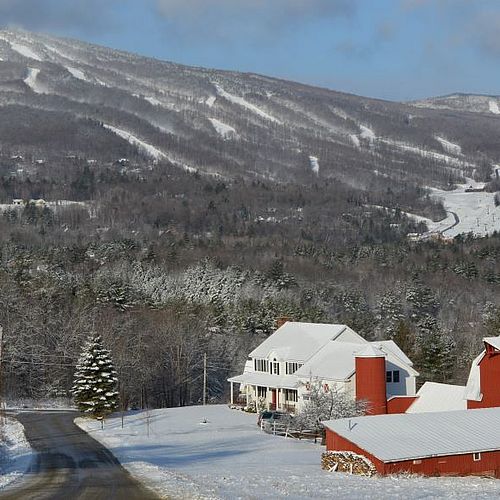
[467,348,500,409]
[387,396,418,414]
[355,356,387,415]
[325,429,500,478]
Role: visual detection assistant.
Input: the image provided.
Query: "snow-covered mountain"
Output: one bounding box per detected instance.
[0,29,500,188]
[411,93,500,116]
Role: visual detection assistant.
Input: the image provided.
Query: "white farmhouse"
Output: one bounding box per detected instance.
[228,321,418,414]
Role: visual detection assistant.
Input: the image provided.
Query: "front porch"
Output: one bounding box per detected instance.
[229,378,299,414]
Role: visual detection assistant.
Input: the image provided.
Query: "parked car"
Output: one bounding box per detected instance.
[257,410,291,428]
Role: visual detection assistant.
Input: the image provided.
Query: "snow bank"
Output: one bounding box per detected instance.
[213,83,282,124]
[435,136,462,156]
[67,66,88,82]
[489,100,500,115]
[309,156,320,175]
[209,118,237,139]
[24,68,41,93]
[0,416,34,491]
[9,41,43,61]
[76,405,500,499]
[103,124,166,161]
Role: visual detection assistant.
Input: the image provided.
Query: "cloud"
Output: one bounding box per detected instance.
[0,0,122,34]
[155,0,356,40]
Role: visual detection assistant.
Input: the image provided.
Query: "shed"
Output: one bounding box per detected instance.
[323,407,500,477]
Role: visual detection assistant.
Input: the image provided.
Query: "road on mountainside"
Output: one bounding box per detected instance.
[440,210,460,235]
[0,411,160,500]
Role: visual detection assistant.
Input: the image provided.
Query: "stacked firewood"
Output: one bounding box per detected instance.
[321,451,377,477]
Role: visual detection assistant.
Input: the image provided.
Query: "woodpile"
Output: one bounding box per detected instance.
[321,451,377,477]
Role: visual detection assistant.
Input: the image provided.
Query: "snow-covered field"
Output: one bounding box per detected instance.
[0,416,34,491]
[429,182,500,237]
[76,405,499,499]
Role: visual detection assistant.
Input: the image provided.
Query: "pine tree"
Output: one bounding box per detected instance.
[72,333,119,417]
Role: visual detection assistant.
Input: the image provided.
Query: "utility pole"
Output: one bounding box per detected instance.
[0,325,4,424]
[203,352,207,406]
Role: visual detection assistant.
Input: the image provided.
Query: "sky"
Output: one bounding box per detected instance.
[0,0,499,101]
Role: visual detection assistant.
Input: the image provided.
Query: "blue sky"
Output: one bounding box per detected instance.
[1,0,500,101]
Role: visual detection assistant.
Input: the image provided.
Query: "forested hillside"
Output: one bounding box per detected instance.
[1,159,499,407]
[0,29,500,409]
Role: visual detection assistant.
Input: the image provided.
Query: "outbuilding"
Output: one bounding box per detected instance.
[323,407,500,478]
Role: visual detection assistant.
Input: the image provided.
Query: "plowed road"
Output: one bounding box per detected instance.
[0,411,159,500]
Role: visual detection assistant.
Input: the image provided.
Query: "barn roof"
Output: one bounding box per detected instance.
[484,336,500,350]
[324,407,500,462]
[406,382,467,413]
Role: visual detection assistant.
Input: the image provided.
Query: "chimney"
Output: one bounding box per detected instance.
[355,345,387,415]
[276,316,291,329]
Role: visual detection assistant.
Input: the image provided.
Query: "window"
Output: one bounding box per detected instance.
[272,359,280,375]
[257,386,267,398]
[412,459,422,465]
[286,362,303,375]
[386,371,392,383]
[386,370,400,383]
[284,389,298,402]
[473,452,481,462]
[254,359,269,372]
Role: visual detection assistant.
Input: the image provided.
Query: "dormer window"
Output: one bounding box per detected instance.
[272,359,280,375]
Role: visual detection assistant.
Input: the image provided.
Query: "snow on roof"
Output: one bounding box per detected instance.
[465,352,485,402]
[406,382,467,414]
[249,322,352,362]
[355,345,385,358]
[228,372,299,390]
[294,342,364,381]
[324,407,500,463]
[484,336,500,350]
[372,340,413,366]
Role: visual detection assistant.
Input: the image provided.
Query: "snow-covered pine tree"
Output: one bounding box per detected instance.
[72,333,119,417]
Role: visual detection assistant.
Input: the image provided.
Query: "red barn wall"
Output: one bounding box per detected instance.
[325,429,500,478]
[467,348,500,409]
[387,396,418,414]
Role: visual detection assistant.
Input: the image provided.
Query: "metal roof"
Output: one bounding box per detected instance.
[324,407,500,462]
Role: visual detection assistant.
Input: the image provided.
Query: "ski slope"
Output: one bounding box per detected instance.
[77,405,499,500]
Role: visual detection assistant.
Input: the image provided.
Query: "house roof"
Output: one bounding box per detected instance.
[228,372,299,389]
[294,342,367,381]
[249,322,352,362]
[294,339,418,382]
[484,336,500,350]
[324,407,500,463]
[372,340,413,366]
[406,382,467,413]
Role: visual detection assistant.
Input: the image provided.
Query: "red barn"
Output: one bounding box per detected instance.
[323,408,500,478]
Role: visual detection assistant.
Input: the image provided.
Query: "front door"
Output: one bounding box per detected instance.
[271,389,277,409]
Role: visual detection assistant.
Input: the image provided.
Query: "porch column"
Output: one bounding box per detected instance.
[246,385,249,407]
[230,382,234,405]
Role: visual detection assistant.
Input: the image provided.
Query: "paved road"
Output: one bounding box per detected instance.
[0,411,160,500]
[440,210,460,236]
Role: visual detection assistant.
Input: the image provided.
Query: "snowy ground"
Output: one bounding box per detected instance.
[76,405,499,500]
[0,415,34,490]
[428,181,500,237]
